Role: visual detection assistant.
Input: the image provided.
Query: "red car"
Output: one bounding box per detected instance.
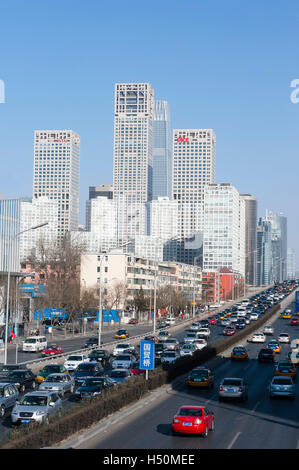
[290,317,299,326]
[172,406,214,437]
[130,361,145,375]
[208,317,217,325]
[223,327,236,336]
[41,344,63,357]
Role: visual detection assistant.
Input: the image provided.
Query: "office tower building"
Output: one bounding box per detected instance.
[203,183,246,277]
[33,130,80,239]
[147,197,178,261]
[86,185,113,231]
[153,100,171,199]
[287,248,296,279]
[113,83,154,241]
[19,197,58,261]
[240,194,258,285]
[0,198,20,273]
[262,211,287,282]
[256,219,272,285]
[172,129,216,263]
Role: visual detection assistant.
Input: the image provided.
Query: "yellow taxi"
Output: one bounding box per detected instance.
[275,361,297,379]
[268,341,281,353]
[282,311,292,319]
[114,329,130,339]
[231,345,249,361]
[218,312,226,320]
[187,367,214,389]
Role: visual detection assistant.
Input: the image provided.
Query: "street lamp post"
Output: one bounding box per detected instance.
[4,222,48,365]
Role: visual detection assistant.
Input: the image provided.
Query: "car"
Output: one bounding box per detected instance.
[112,343,135,356]
[263,325,274,335]
[112,354,135,369]
[172,406,214,437]
[231,345,249,361]
[189,322,200,331]
[269,376,295,399]
[249,333,266,343]
[187,367,214,389]
[74,377,116,400]
[267,341,281,353]
[160,351,180,364]
[282,312,292,319]
[130,361,145,376]
[258,348,275,363]
[223,326,236,336]
[208,317,217,325]
[1,369,37,393]
[114,329,129,339]
[11,391,63,425]
[41,344,64,357]
[220,318,231,327]
[197,328,210,338]
[278,333,290,343]
[199,320,210,328]
[128,318,138,324]
[154,343,165,356]
[163,338,180,350]
[290,317,299,326]
[84,337,99,348]
[88,349,110,366]
[0,364,24,379]
[229,315,238,323]
[36,364,67,384]
[275,361,297,380]
[0,383,19,418]
[144,335,159,344]
[235,321,246,330]
[165,318,176,326]
[72,362,104,386]
[157,331,170,342]
[193,338,207,350]
[180,343,196,357]
[39,373,75,396]
[250,312,260,321]
[63,354,89,372]
[218,377,248,402]
[184,331,199,344]
[107,369,133,383]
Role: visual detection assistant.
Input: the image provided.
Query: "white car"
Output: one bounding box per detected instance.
[193,338,207,350]
[237,310,247,318]
[112,354,134,369]
[278,333,290,343]
[250,312,260,321]
[263,325,274,335]
[163,338,179,350]
[113,343,135,356]
[165,318,175,326]
[197,328,210,338]
[160,351,180,364]
[64,354,89,372]
[250,333,266,343]
[180,344,196,357]
[184,332,198,344]
[189,322,200,331]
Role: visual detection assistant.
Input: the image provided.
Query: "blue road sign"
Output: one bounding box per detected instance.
[139,340,155,370]
[296,291,299,313]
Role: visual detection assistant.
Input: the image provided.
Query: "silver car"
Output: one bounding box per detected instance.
[160,351,180,364]
[11,391,63,425]
[180,343,196,357]
[218,377,248,402]
[269,376,295,399]
[0,383,19,418]
[184,332,198,344]
[189,322,200,331]
[39,373,75,397]
[112,354,134,369]
[163,338,179,350]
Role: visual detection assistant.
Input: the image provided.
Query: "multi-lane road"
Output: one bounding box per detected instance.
[63,299,299,450]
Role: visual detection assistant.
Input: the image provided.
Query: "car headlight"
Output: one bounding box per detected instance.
[15,383,20,387]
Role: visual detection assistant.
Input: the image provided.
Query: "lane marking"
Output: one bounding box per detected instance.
[227,431,241,449]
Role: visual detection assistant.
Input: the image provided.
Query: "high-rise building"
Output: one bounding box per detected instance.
[113,83,154,241]
[19,197,58,261]
[287,248,296,279]
[153,100,171,199]
[203,183,246,277]
[240,194,258,285]
[256,219,272,285]
[0,198,20,273]
[86,186,113,231]
[172,129,216,263]
[33,130,80,239]
[262,211,287,282]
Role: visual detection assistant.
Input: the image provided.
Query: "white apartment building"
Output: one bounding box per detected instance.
[172,129,216,238]
[149,197,178,240]
[203,183,246,277]
[131,235,164,261]
[113,83,154,240]
[33,130,80,239]
[80,252,202,309]
[19,197,58,261]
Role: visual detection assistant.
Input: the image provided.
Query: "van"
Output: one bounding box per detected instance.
[22,336,47,353]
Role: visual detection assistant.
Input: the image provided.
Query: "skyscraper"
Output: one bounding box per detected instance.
[262,211,287,282]
[256,219,272,286]
[113,83,154,241]
[240,194,258,285]
[153,100,171,199]
[33,130,80,239]
[287,248,296,279]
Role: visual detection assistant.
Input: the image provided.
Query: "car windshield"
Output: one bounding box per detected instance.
[0,365,18,372]
[116,355,131,360]
[116,344,129,349]
[21,395,48,406]
[81,378,104,387]
[190,372,208,379]
[183,345,192,349]
[90,350,105,356]
[178,408,202,417]
[222,379,242,386]
[110,371,128,378]
[77,364,95,371]
[24,338,36,343]
[272,378,292,385]
[163,352,176,357]
[8,371,26,379]
[233,348,245,353]
[46,375,64,382]
[47,346,57,350]
[186,333,196,337]
[278,363,292,369]
[67,356,83,361]
[43,365,61,373]
[165,339,176,343]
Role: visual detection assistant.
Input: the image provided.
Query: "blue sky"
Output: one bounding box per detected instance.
[0,0,298,264]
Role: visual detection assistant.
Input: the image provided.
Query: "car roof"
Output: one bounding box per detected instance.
[24,390,54,396]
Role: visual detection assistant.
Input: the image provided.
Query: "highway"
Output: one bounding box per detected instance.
[65,300,299,450]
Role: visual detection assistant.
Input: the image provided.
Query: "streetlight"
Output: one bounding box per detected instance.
[4,222,48,365]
